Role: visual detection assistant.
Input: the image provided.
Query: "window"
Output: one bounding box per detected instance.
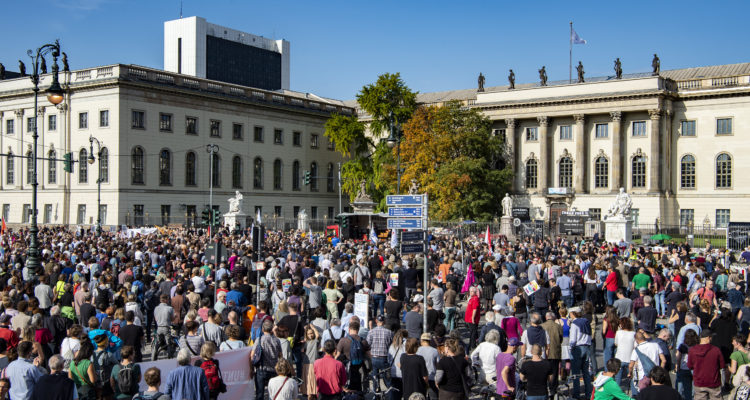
[632,155,646,188]
[559,157,573,188]
[6,153,14,184]
[716,153,732,188]
[274,129,283,144]
[680,209,694,227]
[1,205,8,222]
[159,113,173,132]
[311,207,318,219]
[99,205,107,225]
[43,204,52,224]
[253,157,263,189]
[631,208,640,226]
[681,120,695,136]
[48,150,56,184]
[6,120,13,135]
[132,110,145,129]
[311,134,319,149]
[274,206,282,217]
[131,146,144,184]
[210,120,221,137]
[77,205,86,225]
[310,162,318,191]
[594,156,608,188]
[254,206,262,217]
[254,126,263,142]
[526,127,538,141]
[595,123,609,138]
[559,125,572,140]
[78,149,88,183]
[717,118,732,135]
[133,205,144,226]
[589,208,602,221]
[273,159,282,190]
[186,205,196,226]
[328,207,334,219]
[99,110,109,127]
[22,204,31,223]
[99,148,109,183]
[186,116,198,135]
[525,159,537,189]
[161,205,171,225]
[232,156,242,188]
[293,131,302,146]
[232,123,243,140]
[292,160,300,190]
[26,151,33,184]
[632,121,647,136]
[293,206,300,219]
[48,115,57,131]
[159,149,171,185]
[28,117,36,132]
[327,163,335,192]
[185,151,196,186]
[716,209,731,228]
[211,155,220,188]
[680,155,695,189]
[327,137,335,150]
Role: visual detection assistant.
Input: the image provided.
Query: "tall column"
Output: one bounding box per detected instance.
[663,110,673,194]
[14,109,24,190]
[538,116,549,194]
[610,111,623,190]
[37,107,45,190]
[0,111,3,191]
[573,114,586,193]
[505,118,518,193]
[648,109,662,192]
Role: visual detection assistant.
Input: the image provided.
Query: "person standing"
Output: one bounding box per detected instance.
[314,340,347,400]
[495,338,520,398]
[417,333,440,399]
[628,330,665,396]
[267,359,299,400]
[398,338,428,399]
[29,355,76,400]
[520,344,553,400]
[636,366,681,400]
[6,341,45,400]
[436,338,470,400]
[335,320,370,392]
[253,319,281,400]
[165,349,209,400]
[464,287,481,349]
[688,329,725,400]
[568,310,593,399]
[591,359,631,400]
[367,315,393,388]
[110,346,141,400]
[443,282,458,332]
[542,311,563,395]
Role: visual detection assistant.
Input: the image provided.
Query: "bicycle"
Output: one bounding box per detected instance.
[365,367,395,400]
[150,326,178,361]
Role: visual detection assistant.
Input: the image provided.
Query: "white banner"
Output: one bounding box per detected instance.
[354,293,369,328]
[138,347,255,399]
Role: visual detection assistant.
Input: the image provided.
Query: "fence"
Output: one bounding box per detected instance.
[631,223,726,247]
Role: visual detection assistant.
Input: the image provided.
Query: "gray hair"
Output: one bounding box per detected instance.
[48,355,65,372]
[485,311,495,322]
[176,348,191,366]
[50,306,61,316]
[485,329,500,345]
[643,295,653,305]
[31,314,43,328]
[331,318,341,326]
[345,303,354,313]
[530,312,541,325]
[546,312,557,321]
[685,312,697,323]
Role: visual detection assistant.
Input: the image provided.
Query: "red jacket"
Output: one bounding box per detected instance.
[465,295,480,324]
[604,271,618,292]
[688,343,725,388]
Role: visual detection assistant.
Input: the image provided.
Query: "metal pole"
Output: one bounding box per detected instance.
[569,21,573,84]
[206,144,218,235]
[396,141,401,194]
[89,136,102,235]
[28,75,41,278]
[337,162,342,215]
[423,193,429,333]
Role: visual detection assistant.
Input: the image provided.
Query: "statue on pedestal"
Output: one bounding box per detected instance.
[18,60,25,76]
[408,179,420,195]
[62,52,70,72]
[297,209,309,231]
[501,193,513,217]
[0,63,5,80]
[614,58,623,79]
[607,187,633,218]
[227,191,243,214]
[576,61,585,83]
[652,54,660,75]
[539,66,547,86]
[508,69,515,89]
[477,72,485,92]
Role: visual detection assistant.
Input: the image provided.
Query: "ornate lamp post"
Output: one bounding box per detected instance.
[87,136,103,234]
[386,111,403,194]
[25,40,65,276]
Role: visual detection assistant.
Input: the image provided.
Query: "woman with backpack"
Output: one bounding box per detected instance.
[69,339,97,400]
[372,271,388,317]
[93,333,118,400]
[194,342,226,400]
[110,345,141,399]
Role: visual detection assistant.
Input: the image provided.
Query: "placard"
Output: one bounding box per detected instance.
[354,293,369,327]
[390,273,399,287]
[255,261,265,271]
[282,278,292,292]
[523,280,541,296]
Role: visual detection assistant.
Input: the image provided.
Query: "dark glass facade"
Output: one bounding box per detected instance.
[205,35,282,90]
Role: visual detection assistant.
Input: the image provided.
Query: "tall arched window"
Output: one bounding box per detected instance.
[327,163,335,192]
[273,159,282,190]
[716,153,732,188]
[185,151,196,186]
[594,156,608,188]
[99,148,109,183]
[292,160,300,190]
[232,156,242,188]
[48,150,57,184]
[26,151,34,184]
[78,149,88,183]
[525,159,537,189]
[253,157,263,189]
[131,146,144,184]
[159,149,171,185]
[680,155,695,189]
[310,162,318,191]
[211,155,220,188]
[6,153,13,185]
[632,155,646,188]
[558,157,572,188]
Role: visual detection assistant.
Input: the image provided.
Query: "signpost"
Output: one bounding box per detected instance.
[401,231,427,242]
[386,195,425,206]
[387,218,424,229]
[388,207,423,218]
[401,242,426,254]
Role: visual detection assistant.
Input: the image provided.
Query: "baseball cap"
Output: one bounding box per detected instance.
[0,315,10,324]
[376,315,385,322]
[508,337,521,347]
[420,333,432,341]
[700,329,714,338]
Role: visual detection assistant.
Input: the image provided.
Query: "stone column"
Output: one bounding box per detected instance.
[648,109,662,192]
[505,118,517,193]
[573,114,586,193]
[14,109,24,189]
[663,110,673,194]
[610,111,623,191]
[537,116,549,194]
[0,111,3,191]
[37,107,45,190]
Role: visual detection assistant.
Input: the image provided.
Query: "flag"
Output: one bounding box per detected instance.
[484,225,492,248]
[256,209,262,224]
[308,227,314,244]
[390,229,398,249]
[572,28,587,44]
[0,217,5,234]
[369,226,378,244]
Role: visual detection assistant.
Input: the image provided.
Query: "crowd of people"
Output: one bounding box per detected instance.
[0,224,749,400]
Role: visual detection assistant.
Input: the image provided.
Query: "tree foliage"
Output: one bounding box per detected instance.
[356,72,418,137]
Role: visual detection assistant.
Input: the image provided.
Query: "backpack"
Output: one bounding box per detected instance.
[200,359,226,393]
[133,391,164,400]
[327,328,343,345]
[92,350,115,388]
[373,279,385,294]
[96,287,111,308]
[110,320,121,337]
[347,334,364,366]
[527,326,546,347]
[251,341,263,367]
[250,314,270,346]
[117,363,139,395]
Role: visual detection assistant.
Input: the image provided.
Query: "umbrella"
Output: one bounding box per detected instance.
[650,233,672,241]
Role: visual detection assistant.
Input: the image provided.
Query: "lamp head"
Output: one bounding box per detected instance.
[46,81,64,105]
[87,153,95,165]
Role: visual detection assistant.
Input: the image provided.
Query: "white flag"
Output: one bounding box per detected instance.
[256,209,262,224]
[572,28,587,44]
[390,229,398,249]
[369,226,378,244]
[308,227,314,244]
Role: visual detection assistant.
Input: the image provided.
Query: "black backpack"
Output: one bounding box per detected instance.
[96,287,111,308]
[117,363,139,395]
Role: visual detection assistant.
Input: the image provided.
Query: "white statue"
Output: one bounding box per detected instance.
[227,191,243,214]
[607,187,633,218]
[297,209,309,231]
[501,193,513,217]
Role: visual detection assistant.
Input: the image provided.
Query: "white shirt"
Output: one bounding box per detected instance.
[630,341,662,382]
[614,330,635,363]
[470,342,501,383]
[191,276,206,294]
[267,375,299,400]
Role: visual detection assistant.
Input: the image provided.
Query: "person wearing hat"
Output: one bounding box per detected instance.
[0,315,18,350]
[495,337,520,397]
[417,333,439,399]
[688,329,725,399]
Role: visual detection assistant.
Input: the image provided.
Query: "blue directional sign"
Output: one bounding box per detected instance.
[388,207,423,217]
[387,218,424,229]
[386,195,424,206]
[401,242,426,254]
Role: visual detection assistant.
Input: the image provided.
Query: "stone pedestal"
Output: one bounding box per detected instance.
[604,217,632,244]
[500,216,515,239]
[223,213,247,229]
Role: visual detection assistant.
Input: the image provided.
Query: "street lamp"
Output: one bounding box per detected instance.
[25,40,65,278]
[88,136,103,234]
[386,111,403,194]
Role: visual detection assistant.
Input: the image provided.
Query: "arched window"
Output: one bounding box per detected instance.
[680,155,695,189]
[159,149,171,185]
[594,156,608,188]
[310,162,318,191]
[6,152,14,185]
[292,160,300,190]
[26,151,34,184]
[632,155,646,188]
[327,163,335,192]
[558,157,572,188]
[99,148,109,183]
[716,153,732,188]
[273,159,282,190]
[78,149,88,184]
[211,155,220,188]
[131,146,144,184]
[48,150,57,184]
[253,157,263,189]
[232,156,242,189]
[525,159,537,189]
[185,151,196,186]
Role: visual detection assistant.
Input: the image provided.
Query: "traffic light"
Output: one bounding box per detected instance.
[210,209,220,226]
[201,208,211,225]
[303,170,311,185]
[341,216,349,228]
[63,152,74,173]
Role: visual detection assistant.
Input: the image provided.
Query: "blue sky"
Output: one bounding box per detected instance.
[2,0,748,100]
